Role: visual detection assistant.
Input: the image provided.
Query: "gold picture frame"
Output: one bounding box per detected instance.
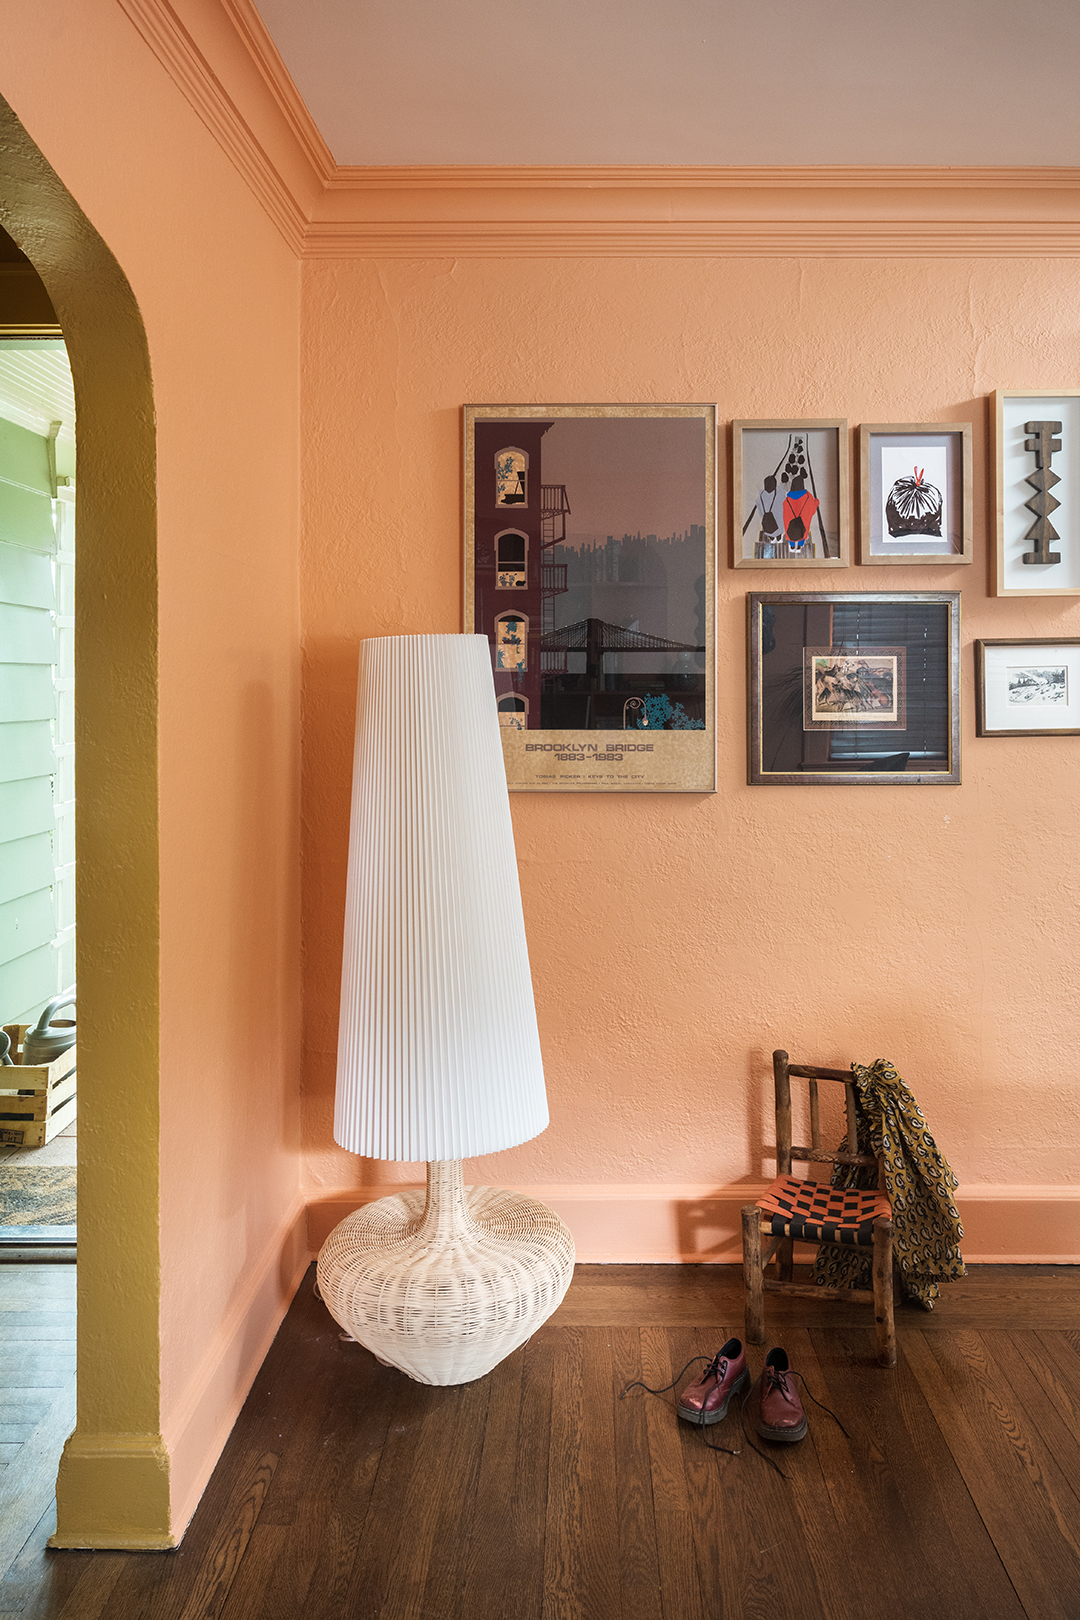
[463,403,717,793]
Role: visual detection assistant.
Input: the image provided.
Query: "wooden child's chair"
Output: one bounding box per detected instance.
[741,1049,896,1368]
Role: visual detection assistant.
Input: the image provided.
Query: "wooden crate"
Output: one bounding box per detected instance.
[0,1027,77,1149]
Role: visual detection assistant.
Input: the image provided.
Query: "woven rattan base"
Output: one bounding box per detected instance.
[317,1160,576,1386]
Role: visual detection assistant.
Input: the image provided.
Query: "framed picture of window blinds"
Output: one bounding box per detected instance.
[463,404,717,793]
[732,419,849,568]
[746,592,961,785]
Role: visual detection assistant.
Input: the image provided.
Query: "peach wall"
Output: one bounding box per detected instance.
[301,254,1080,1259]
[0,0,304,1539]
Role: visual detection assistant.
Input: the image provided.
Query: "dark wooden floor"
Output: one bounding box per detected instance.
[5,1262,1080,1619]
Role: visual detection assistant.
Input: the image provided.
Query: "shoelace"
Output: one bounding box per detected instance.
[739,1369,851,1480]
[620,1356,742,1457]
[621,1357,851,1476]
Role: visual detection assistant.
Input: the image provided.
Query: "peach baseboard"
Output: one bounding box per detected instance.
[307,1183,1080,1267]
[163,1198,311,1543]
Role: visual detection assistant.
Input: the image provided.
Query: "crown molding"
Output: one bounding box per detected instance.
[303,219,1080,258]
[218,0,335,185]
[113,2,1080,260]
[116,0,310,252]
[326,163,1080,193]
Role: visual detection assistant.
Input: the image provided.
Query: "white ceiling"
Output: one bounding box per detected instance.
[255,0,1080,168]
[0,340,75,458]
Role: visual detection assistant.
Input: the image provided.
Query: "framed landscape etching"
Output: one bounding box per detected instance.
[992,390,1080,596]
[732,420,849,569]
[747,591,961,785]
[859,423,972,565]
[975,639,1080,736]
[463,404,717,792]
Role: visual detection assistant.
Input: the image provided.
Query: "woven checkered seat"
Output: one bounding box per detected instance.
[742,1051,897,1368]
[757,1175,892,1246]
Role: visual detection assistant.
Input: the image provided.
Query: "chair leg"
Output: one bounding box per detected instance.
[776,1233,794,1282]
[741,1204,764,1345]
[873,1218,896,1368]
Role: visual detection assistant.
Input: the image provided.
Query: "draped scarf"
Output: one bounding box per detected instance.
[809,1058,965,1309]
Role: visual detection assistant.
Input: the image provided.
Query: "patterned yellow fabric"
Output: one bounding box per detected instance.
[809,1057,965,1309]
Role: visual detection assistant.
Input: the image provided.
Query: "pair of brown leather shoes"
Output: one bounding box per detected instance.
[676,1338,751,1426]
[756,1346,807,1442]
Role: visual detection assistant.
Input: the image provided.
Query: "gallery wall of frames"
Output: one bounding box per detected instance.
[464,392,1080,791]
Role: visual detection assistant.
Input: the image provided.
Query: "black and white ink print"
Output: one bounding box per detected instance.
[1007,665,1068,705]
[886,466,943,538]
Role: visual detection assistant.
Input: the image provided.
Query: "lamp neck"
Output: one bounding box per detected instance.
[417,1160,475,1244]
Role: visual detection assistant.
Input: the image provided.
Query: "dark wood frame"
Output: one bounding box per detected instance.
[732,419,850,569]
[975,637,1080,736]
[747,590,962,786]
[858,421,973,565]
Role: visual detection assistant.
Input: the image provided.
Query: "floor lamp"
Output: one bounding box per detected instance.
[317,634,575,1386]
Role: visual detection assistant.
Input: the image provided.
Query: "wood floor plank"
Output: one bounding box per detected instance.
[809,1327,1024,1620]
[289,1348,407,1620]
[213,1525,290,1620]
[0,1312,76,1341]
[0,1370,74,1582]
[458,1335,552,1620]
[543,1324,622,1620]
[337,1370,479,1619]
[608,1328,663,1620]
[557,1265,1080,1332]
[0,1504,83,1619]
[170,1450,278,1620]
[412,1371,493,1620]
[1014,1329,1080,1442]
[675,1326,832,1620]
[905,1329,1080,1620]
[635,1326,705,1620]
[10,1265,1080,1620]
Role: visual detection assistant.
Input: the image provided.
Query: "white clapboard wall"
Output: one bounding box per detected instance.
[0,400,75,1027]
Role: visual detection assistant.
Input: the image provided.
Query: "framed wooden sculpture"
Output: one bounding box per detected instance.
[992,390,1080,596]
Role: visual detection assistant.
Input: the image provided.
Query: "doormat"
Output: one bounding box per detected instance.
[0,1165,77,1226]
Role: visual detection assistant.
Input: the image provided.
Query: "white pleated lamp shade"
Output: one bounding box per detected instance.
[335,633,549,1160]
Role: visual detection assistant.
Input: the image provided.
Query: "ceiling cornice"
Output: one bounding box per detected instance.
[119,0,1080,259]
[217,0,335,185]
[117,0,312,252]
[326,164,1080,192]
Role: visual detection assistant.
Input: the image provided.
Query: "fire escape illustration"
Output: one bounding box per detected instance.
[540,483,571,663]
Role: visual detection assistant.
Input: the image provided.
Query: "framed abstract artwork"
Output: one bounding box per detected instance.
[992,390,1080,596]
[858,423,972,565]
[463,404,717,792]
[747,591,961,785]
[732,420,849,569]
[975,639,1080,736]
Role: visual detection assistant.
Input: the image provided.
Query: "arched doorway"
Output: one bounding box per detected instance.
[0,96,169,1546]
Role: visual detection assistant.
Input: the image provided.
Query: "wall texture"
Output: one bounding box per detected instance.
[0,0,305,1543]
[300,254,1080,1263]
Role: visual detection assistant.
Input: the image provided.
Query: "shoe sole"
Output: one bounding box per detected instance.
[757,1415,808,1443]
[677,1367,750,1426]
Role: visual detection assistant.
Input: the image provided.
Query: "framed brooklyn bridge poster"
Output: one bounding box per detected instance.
[463,403,717,793]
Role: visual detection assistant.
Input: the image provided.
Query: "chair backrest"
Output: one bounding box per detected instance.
[773,1048,880,1181]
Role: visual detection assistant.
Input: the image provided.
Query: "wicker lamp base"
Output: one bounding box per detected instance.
[316,1160,576,1386]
